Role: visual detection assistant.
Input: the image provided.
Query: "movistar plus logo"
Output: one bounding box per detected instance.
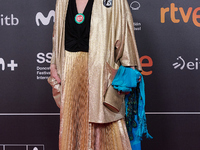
[0,58,18,71]
[173,56,199,70]
[35,10,55,26]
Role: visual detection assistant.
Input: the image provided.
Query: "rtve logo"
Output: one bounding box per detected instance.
[173,56,199,70]
[140,55,153,76]
[161,3,200,27]
[36,10,55,26]
[0,14,19,26]
[0,58,18,71]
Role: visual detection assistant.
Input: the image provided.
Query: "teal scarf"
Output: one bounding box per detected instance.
[112,66,152,150]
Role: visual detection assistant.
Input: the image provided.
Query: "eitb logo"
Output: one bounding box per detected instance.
[0,14,19,26]
[173,56,200,70]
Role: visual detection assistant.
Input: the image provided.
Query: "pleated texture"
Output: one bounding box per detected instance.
[59,51,89,150]
[88,120,132,150]
[59,50,131,150]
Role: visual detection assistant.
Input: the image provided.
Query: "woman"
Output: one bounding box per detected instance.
[50,0,142,149]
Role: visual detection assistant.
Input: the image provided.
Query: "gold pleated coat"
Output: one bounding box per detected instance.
[51,0,142,123]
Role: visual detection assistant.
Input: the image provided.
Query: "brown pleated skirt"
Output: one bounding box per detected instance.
[59,51,131,150]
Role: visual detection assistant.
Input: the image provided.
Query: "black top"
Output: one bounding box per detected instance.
[65,0,94,52]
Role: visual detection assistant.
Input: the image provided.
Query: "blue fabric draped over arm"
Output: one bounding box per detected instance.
[112,66,152,150]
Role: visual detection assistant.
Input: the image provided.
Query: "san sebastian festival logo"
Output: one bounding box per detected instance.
[130,1,141,11]
[129,1,142,31]
[36,52,52,80]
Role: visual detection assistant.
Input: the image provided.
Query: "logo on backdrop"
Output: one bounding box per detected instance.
[140,55,153,76]
[173,56,199,70]
[0,58,5,70]
[0,14,19,26]
[0,58,18,71]
[160,3,200,27]
[130,1,141,11]
[36,52,52,80]
[134,22,141,31]
[130,1,142,31]
[35,10,55,26]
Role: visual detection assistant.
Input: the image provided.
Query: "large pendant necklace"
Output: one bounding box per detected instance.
[75,13,85,24]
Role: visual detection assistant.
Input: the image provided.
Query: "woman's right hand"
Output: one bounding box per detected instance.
[50,64,61,84]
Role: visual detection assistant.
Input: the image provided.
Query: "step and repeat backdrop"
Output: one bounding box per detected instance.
[0,0,200,149]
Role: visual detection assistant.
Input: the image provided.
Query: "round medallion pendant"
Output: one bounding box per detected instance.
[75,13,85,24]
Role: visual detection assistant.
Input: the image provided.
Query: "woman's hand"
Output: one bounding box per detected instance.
[50,64,61,84]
